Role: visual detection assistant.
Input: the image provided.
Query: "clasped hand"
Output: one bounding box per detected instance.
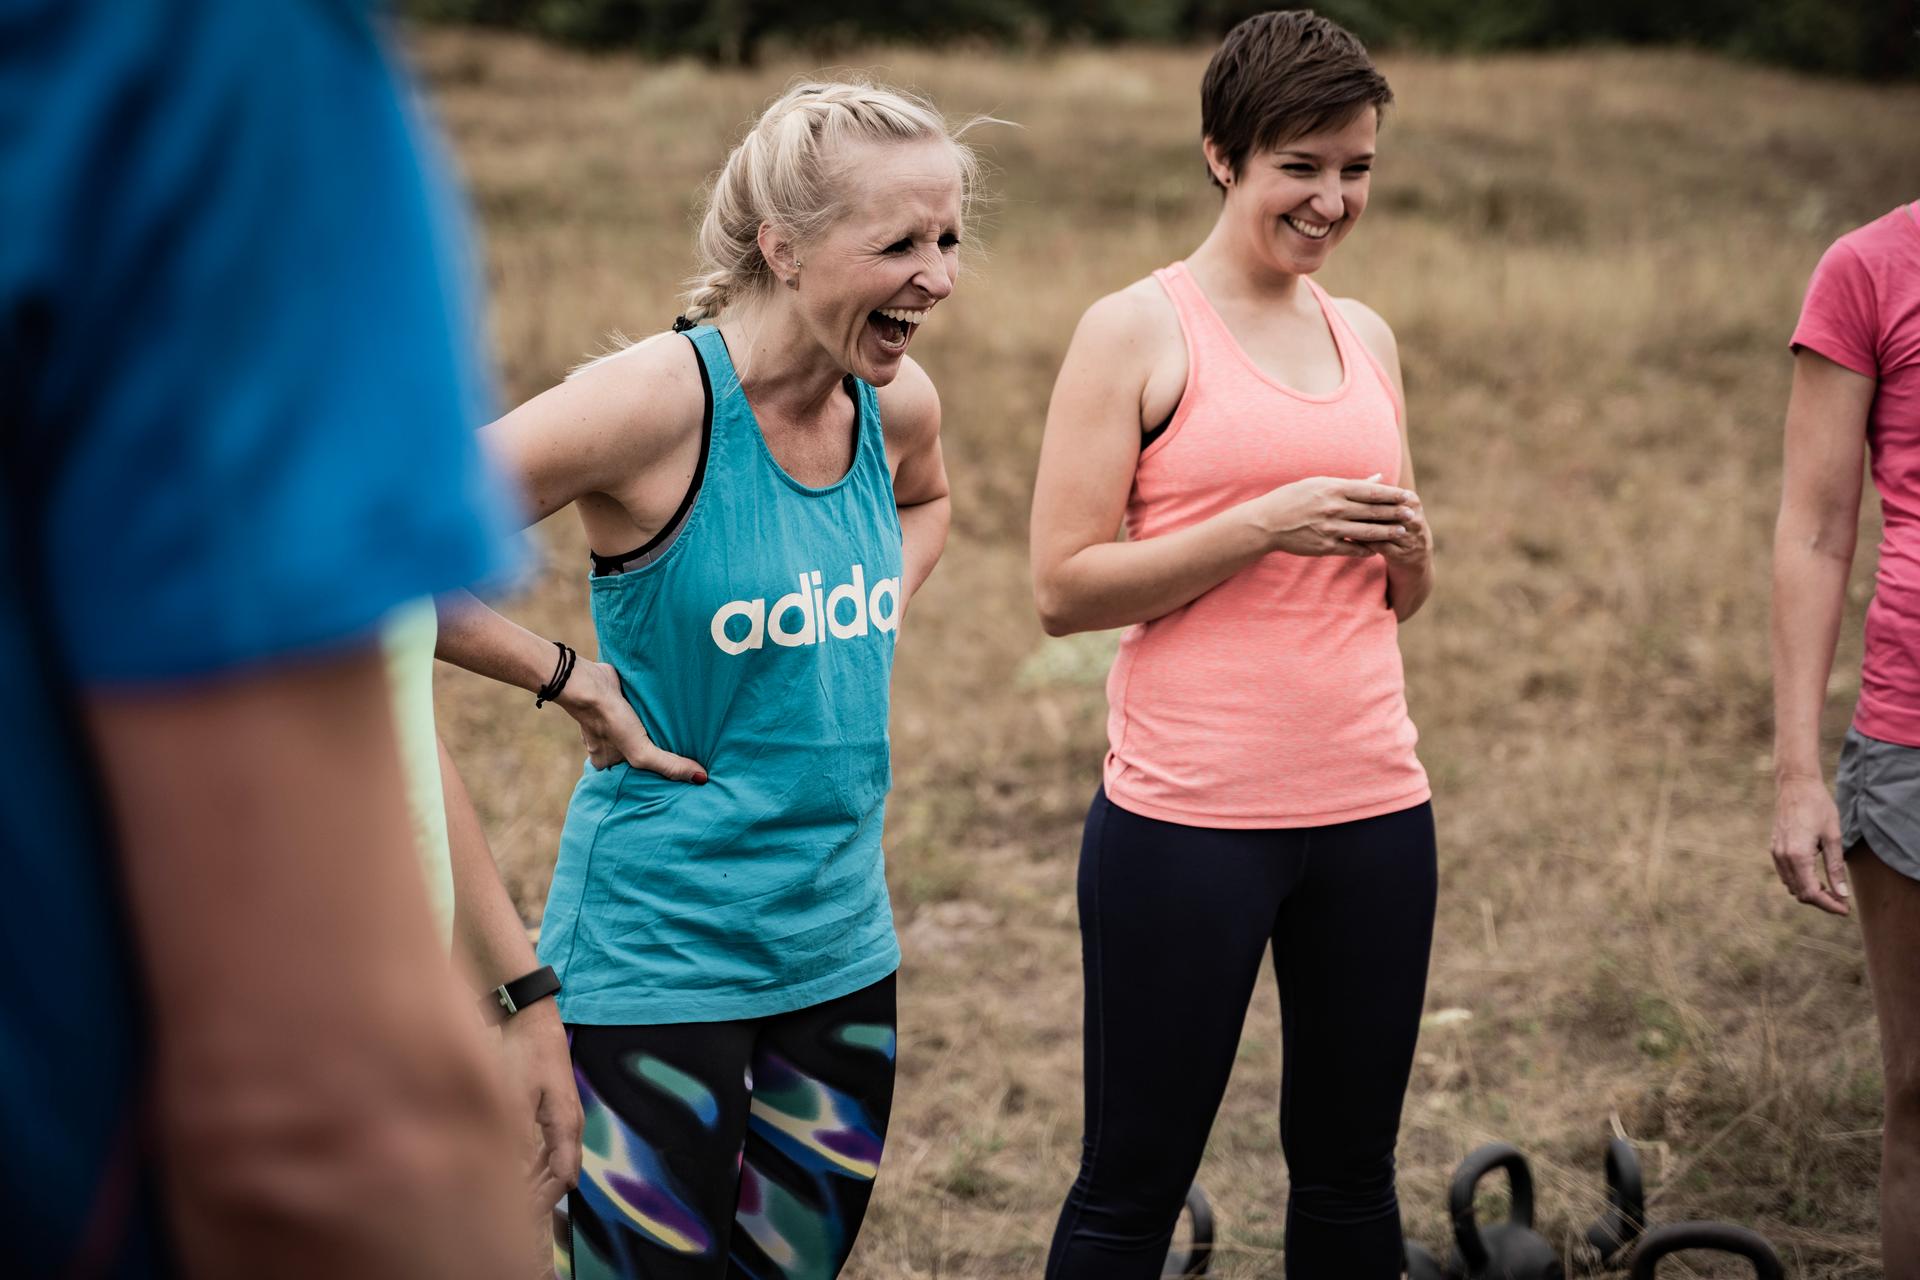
[1248,473,1428,564]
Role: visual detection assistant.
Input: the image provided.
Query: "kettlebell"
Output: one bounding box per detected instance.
[1579,1137,1646,1268]
[1405,1239,1446,1280]
[1627,1222,1782,1280]
[1161,1183,1214,1277]
[1447,1143,1565,1280]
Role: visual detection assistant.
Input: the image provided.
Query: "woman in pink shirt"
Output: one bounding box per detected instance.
[1029,13,1433,1278]
[1772,199,1920,1277]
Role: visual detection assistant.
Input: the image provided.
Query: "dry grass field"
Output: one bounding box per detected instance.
[414,27,1920,1278]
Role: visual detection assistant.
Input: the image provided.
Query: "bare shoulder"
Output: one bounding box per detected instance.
[1332,296,1400,370]
[876,354,941,451]
[1063,277,1187,430]
[558,328,707,453]
[479,327,713,524]
[1077,276,1183,357]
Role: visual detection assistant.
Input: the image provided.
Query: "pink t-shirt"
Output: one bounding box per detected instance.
[1791,202,1920,747]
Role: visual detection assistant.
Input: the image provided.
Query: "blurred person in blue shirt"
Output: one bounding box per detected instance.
[1,2,550,1274]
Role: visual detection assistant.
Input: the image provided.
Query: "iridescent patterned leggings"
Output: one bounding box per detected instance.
[556,975,897,1280]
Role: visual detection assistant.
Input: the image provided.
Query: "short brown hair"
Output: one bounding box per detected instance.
[1200,10,1392,191]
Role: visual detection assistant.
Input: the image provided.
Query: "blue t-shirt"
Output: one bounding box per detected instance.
[0,1,522,1272]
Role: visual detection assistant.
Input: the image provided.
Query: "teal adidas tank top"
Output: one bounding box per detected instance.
[538,325,904,1024]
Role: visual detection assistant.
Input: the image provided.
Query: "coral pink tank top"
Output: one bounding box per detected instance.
[1102,262,1430,827]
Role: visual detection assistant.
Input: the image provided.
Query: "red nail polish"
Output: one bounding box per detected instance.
[693,770,709,785]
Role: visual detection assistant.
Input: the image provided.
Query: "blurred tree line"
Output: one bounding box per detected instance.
[407,0,1917,79]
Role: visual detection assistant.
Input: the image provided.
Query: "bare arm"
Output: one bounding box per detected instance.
[437,337,707,779]
[879,357,952,607]
[1770,348,1874,915]
[1338,299,1434,622]
[443,738,581,1212]
[86,650,527,1279]
[1030,291,1415,636]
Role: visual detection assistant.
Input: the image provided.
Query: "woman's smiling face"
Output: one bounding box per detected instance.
[787,138,964,386]
[1209,108,1377,276]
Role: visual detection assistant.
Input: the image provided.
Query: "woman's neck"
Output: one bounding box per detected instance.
[720,302,847,426]
[1186,215,1307,308]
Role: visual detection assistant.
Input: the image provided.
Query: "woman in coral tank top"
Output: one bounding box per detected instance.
[1030,13,1434,1279]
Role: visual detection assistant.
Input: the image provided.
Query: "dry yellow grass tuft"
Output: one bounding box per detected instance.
[415,28,1920,1278]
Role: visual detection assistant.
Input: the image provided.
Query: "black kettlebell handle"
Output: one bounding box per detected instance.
[1449,1142,1537,1274]
[1628,1222,1784,1280]
[1163,1183,1214,1278]
[1403,1239,1445,1280]
[1584,1137,1647,1264]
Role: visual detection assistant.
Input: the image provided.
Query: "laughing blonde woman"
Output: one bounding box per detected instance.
[438,82,979,1279]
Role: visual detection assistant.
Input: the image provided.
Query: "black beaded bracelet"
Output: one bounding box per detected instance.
[534,640,576,708]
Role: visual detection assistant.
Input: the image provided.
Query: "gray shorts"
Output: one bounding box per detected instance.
[1836,726,1920,883]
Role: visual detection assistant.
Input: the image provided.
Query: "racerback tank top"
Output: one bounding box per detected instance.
[539,325,904,1023]
[1102,262,1430,828]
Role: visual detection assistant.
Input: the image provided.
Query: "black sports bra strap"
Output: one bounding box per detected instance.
[1142,402,1177,450]
[589,331,715,577]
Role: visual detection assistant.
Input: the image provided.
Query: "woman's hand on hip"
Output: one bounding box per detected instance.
[1245,474,1416,559]
[1771,774,1850,915]
[556,660,708,782]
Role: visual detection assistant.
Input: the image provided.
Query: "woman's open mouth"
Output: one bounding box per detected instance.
[1282,213,1335,241]
[867,306,927,354]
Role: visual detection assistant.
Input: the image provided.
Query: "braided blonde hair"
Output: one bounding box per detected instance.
[679,79,983,325]
[570,81,985,379]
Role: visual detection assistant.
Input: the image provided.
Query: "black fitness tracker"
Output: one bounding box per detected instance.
[482,965,561,1024]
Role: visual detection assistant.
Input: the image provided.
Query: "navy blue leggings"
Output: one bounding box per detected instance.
[1046,788,1437,1280]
